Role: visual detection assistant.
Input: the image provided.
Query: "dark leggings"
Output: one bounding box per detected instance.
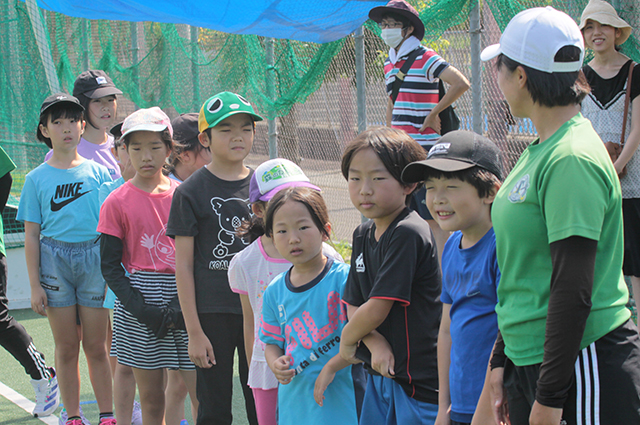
[195,312,257,425]
[0,254,50,380]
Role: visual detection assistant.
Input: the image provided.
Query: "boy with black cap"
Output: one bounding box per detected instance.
[167,92,261,425]
[402,130,502,425]
[369,0,470,262]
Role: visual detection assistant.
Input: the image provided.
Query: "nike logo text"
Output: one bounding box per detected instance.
[50,182,90,212]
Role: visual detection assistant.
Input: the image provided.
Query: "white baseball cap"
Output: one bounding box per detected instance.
[481,6,584,73]
[121,107,173,139]
[250,158,320,203]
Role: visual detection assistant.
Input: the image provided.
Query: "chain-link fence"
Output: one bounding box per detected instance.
[1,0,639,247]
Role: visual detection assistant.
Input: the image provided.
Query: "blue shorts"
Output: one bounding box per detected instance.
[39,237,106,308]
[359,374,438,425]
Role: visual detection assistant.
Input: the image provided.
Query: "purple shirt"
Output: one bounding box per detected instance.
[45,135,121,179]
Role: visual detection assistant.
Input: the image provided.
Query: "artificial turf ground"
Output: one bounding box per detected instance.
[0,308,252,424]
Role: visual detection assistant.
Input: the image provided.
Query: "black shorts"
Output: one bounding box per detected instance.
[623,198,640,277]
[503,320,640,425]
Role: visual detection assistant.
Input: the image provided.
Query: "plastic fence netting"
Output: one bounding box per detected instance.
[1,0,639,249]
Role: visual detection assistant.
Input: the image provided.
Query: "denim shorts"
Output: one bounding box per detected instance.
[39,237,106,308]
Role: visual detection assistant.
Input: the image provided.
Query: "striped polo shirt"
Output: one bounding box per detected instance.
[385,46,449,149]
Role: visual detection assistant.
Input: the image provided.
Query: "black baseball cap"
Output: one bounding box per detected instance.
[401,130,503,182]
[109,122,123,139]
[73,70,122,99]
[171,113,200,145]
[40,93,84,115]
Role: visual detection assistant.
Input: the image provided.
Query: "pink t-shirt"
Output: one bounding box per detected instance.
[98,180,179,274]
[45,136,121,179]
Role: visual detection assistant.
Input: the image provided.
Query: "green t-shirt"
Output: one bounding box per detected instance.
[492,113,630,366]
[0,146,16,256]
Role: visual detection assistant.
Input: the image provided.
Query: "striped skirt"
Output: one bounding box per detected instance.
[111,271,194,370]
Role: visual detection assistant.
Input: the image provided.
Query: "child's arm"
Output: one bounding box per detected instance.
[265,343,294,385]
[435,303,453,425]
[175,235,215,368]
[24,221,46,316]
[340,298,393,362]
[344,303,395,377]
[313,353,353,406]
[100,234,172,337]
[239,294,254,368]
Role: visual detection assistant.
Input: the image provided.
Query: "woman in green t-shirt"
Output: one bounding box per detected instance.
[475,6,640,425]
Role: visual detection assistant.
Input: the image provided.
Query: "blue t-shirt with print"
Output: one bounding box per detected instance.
[441,228,500,423]
[260,259,363,425]
[18,160,111,242]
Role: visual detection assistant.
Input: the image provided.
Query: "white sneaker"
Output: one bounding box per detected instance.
[31,367,60,417]
[131,400,143,425]
[58,406,91,425]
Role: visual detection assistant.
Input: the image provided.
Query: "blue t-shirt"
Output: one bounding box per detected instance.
[260,259,362,425]
[17,160,111,242]
[99,176,125,205]
[441,228,500,423]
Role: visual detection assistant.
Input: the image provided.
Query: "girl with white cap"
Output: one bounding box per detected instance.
[579,0,640,319]
[477,6,640,425]
[98,107,197,424]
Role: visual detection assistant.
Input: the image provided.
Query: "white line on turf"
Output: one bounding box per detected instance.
[0,381,59,424]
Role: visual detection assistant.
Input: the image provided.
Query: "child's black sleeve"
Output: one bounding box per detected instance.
[0,171,12,214]
[100,233,171,337]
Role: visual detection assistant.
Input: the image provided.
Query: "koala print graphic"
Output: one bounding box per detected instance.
[210,197,252,259]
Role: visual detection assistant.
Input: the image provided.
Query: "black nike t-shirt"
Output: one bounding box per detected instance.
[166,167,253,314]
[344,208,442,403]
[17,160,112,242]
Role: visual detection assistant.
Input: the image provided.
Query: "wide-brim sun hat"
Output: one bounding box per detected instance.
[579,0,632,46]
[481,6,584,73]
[369,0,425,41]
[121,107,173,139]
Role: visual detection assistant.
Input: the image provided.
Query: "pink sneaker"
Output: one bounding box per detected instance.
[66,420,84,425]
[99,419,117,425]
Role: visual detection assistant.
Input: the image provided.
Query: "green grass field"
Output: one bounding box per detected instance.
[0,309,252,425]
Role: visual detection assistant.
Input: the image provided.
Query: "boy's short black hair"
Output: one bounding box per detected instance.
[496,46,590,107]
[422,166,501,199]
[37,103,84,149]
[341,127,427,205]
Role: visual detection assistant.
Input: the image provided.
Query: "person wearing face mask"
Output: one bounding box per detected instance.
[369,0,470,265]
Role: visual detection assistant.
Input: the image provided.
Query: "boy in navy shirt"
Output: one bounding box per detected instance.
[402,130,502,425]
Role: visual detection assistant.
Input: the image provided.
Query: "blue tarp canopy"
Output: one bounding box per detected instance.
[37,0,387,43]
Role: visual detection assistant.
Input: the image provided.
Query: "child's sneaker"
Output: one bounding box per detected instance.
[131,401,142,425]
[59,407,91,425]
[98,419,117,425]
[31,367,60,417]
[65,420,85,425]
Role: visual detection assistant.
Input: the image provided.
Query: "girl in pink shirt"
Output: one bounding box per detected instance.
[98,107,197,425]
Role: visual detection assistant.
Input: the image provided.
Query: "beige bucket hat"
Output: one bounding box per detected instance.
[579,0,632,45]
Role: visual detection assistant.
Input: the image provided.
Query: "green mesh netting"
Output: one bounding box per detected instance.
[1,0,639,250]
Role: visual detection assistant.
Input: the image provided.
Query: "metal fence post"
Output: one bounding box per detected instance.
[355,26,367,134]
[25,0,60,93]
[470,1,482,135]
[265,37,278,159]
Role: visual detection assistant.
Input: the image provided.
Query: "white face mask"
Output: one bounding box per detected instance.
[381,28,404,49]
